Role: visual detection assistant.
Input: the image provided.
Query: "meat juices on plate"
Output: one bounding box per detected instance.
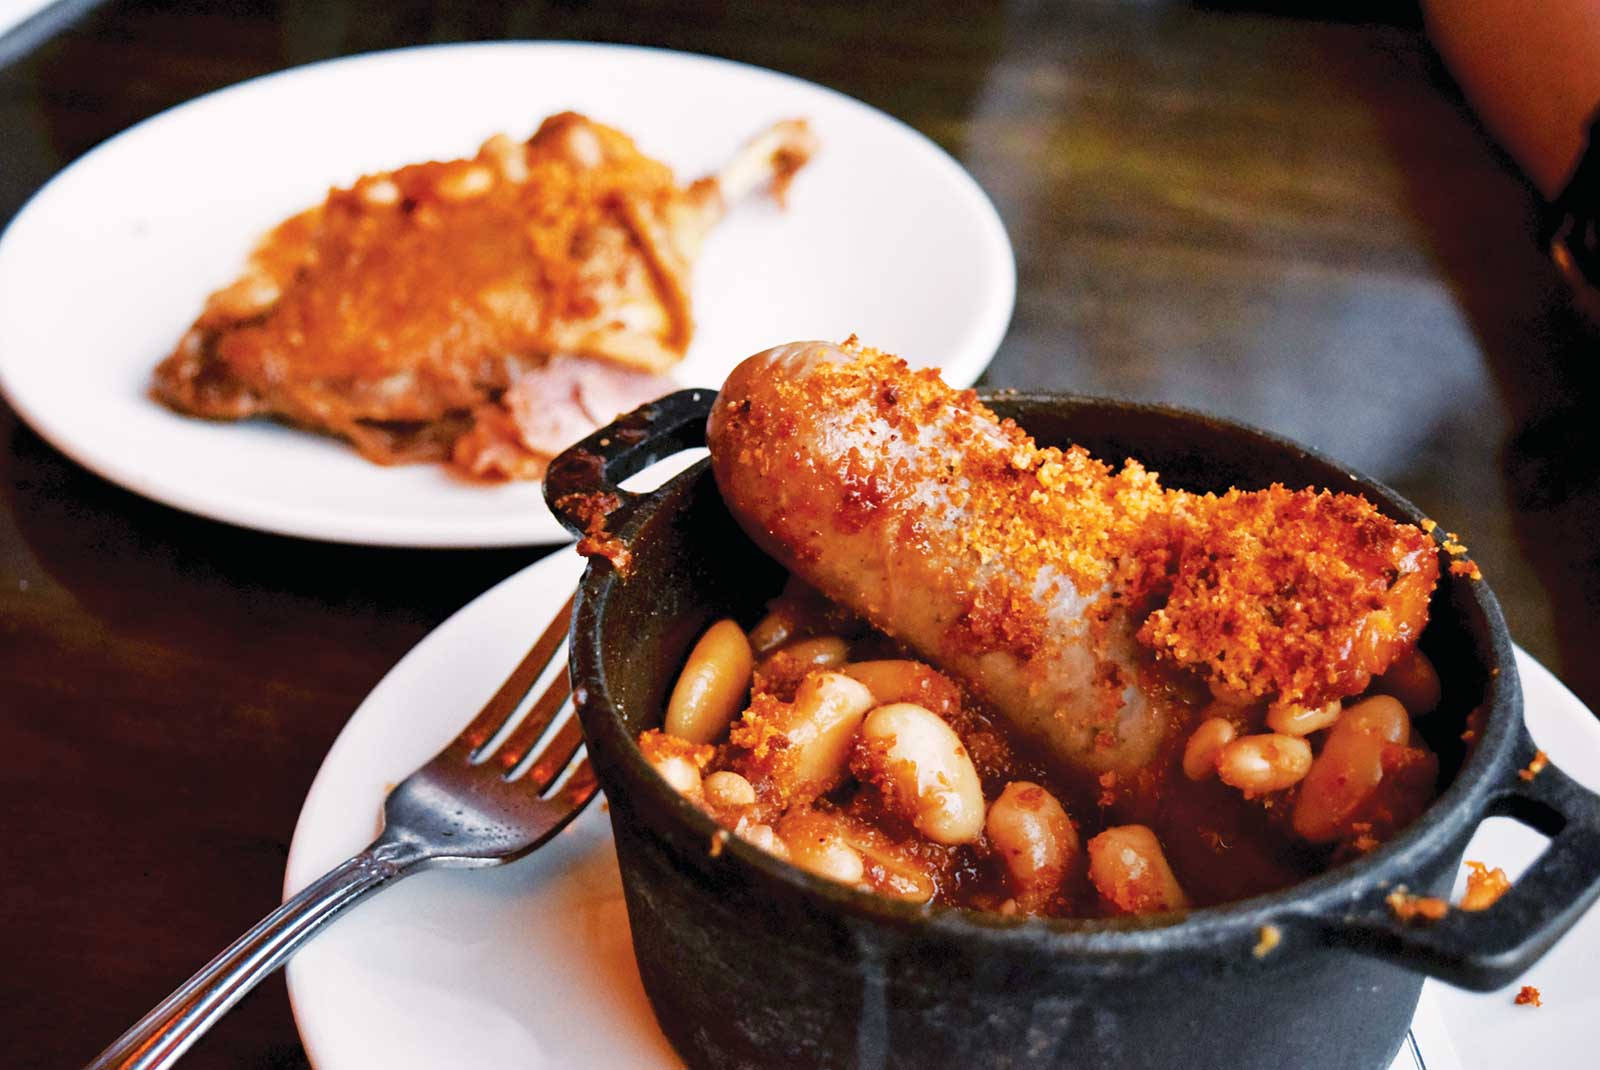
[707,339,1439,777]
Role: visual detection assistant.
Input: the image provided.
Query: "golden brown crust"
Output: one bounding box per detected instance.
[1140,486,1440,706]
[726,691,809,806]
[153,114,815,474]
[1461,860,1512,911]
[153,113,695,456]
[1386,887,1450,923]
[637,728,715,770]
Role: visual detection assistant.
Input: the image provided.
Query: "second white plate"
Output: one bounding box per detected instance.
[0,42,1014,547]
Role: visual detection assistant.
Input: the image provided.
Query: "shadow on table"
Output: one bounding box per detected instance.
[1323,32,1600,716]
[2,410,545,661]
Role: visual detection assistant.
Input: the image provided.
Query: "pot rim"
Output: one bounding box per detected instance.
[561,388,1542,970]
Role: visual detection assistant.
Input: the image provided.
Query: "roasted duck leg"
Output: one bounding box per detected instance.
[152,113,817,477]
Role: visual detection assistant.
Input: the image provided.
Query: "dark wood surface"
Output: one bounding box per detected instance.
[4,2,1598,1067]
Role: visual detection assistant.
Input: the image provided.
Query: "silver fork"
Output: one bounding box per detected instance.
[87,594,593,1070]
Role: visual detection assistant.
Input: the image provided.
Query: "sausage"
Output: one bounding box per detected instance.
[706,339,1438,777]
[707,339,1173,773]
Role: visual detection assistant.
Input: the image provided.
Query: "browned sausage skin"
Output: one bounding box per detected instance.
[707,339,1438,778]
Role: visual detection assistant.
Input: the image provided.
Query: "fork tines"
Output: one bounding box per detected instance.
[455,593,583,792]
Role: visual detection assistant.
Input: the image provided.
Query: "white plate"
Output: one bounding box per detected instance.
[0,0,68,41]
[0,42,1013,547]
[284,549,1600,1069]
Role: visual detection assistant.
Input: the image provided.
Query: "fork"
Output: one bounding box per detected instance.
[87,594,594,1070]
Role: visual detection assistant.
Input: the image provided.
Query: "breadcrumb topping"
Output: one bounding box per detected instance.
[1386,886,1450,923]
[1252,924,1282,959]
[1461,860,1512,911]
[779,343,1440,709]
[1141,486,1438,705]
[638,729,714,769]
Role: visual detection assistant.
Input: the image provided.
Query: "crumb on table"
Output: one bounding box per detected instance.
[1460,860,1511,912]
[1252,924,1282,959]
[1386,887,1449,923]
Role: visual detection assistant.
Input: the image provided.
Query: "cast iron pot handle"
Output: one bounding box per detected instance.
[543,388,718,540]
[1318,728,1600,990]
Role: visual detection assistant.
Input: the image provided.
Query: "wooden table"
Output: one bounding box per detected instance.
[5,2,1598,1066]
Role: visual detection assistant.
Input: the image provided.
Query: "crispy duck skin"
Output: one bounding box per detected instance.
[152,113,817,472]
[706,340,1439,774]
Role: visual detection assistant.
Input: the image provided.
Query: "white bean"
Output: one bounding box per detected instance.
[735,820,789,860]
[1216,734,1313,794]
[1373,648,1442,716]
[1181,717,1237,781]
[777,672,875,793]
[1087,825,1187,914]
[1266,699,1341,737]
[1343,694,1410,744]
[747,608,797,655]
[985,781,1078,903]
[843,659,962,716]
[1291,695,1411,843]
[859,702,984,845]
[845,836,937,902]
[780,815,865,885]
[762,635,850,674]
[703,770,757,808]
[665,619,753,744]
[650,755,702,801]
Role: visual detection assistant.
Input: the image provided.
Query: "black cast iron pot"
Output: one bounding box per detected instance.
[544,388,1600,1070]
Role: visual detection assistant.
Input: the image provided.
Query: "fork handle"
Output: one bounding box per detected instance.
[85,839,424,1070]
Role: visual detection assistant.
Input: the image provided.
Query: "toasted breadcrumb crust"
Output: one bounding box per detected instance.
[155,114,816,474]
[849,734,915,816]
[553,489,633,573]
[638,729,714,770]
[1519,749,1550,782]
[155,115,697,452]
[783,343,1440,708]
[1461,860,1512,911]
[1386,886,1450,923]
[1516,985,1543,1007]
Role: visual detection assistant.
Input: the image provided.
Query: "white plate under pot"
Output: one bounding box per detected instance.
[284,549,1600,1069]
